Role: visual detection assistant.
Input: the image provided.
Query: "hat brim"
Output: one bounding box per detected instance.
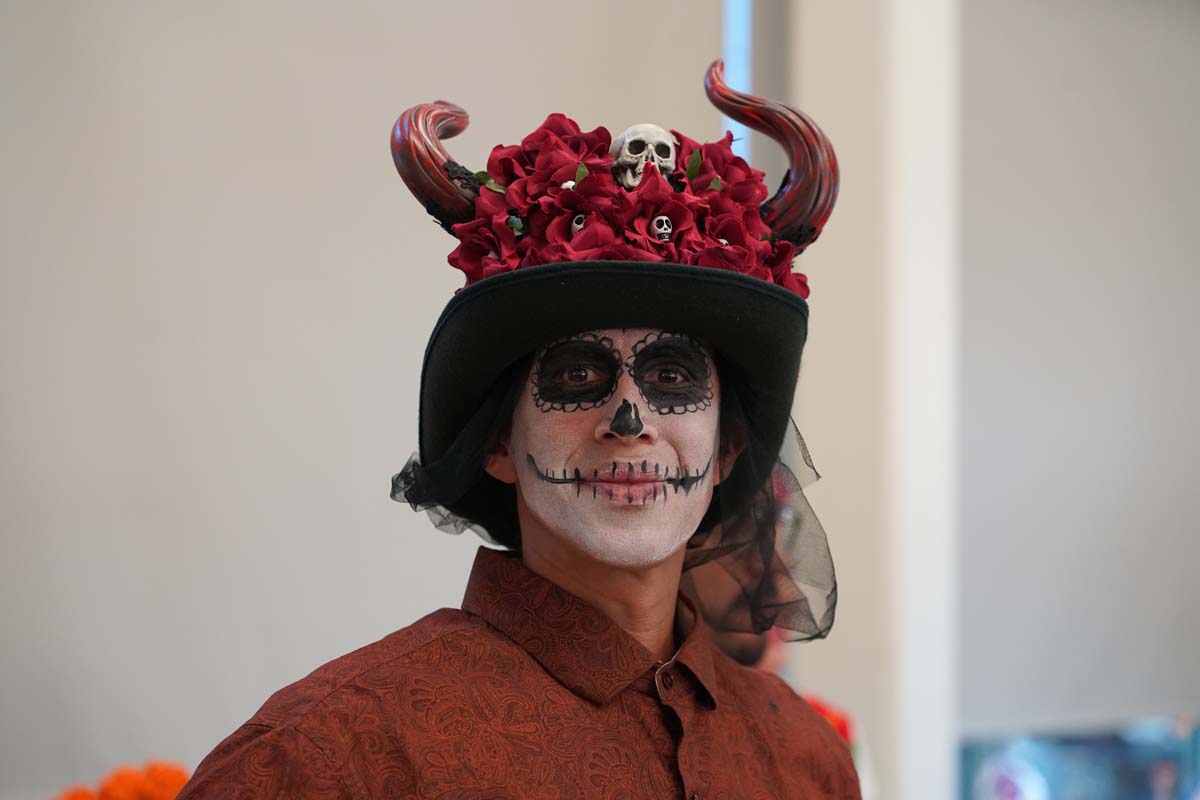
[420,262,806,472]
[418,261,809,468]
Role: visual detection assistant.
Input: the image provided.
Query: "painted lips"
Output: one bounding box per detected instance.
[526,454,713,505]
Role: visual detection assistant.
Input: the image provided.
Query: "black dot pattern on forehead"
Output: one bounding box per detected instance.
[626,331,714,415]
[530,332,623,413]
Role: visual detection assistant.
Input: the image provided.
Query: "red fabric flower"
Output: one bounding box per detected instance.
[486,113,611,214]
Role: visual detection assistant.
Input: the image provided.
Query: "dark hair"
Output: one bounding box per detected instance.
[425,350,758,552]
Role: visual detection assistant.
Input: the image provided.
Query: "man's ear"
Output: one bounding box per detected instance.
[483,439,518,485]
[715,424,747,486]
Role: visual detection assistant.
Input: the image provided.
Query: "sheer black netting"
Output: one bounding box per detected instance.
[391,353,836,641]
[392,451,508,546]
[679,417,836,641]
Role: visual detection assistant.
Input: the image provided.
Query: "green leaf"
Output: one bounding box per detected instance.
[708,177,724,191]
[484,178,506,194]
[473,170,491,184]
[505,215,525,235]
[574,162,589,184]
[686,150,702,181]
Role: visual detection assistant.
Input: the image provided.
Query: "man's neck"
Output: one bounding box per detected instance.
[518,515,684,663]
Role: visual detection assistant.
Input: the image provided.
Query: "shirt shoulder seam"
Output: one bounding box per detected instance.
[288,613,482,727]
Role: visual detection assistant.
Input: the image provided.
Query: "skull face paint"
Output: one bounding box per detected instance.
[500,328,721,567]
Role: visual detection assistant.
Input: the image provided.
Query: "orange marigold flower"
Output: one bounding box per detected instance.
[53,788,98,800]
[98,766,146,800]
[143,761,190,799]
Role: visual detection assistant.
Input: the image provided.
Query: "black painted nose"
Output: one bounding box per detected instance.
[608,399,644,437]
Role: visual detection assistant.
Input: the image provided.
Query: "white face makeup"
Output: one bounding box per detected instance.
[495,327,722,567]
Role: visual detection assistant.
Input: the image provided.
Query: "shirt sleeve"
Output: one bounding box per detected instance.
[177,722,356,800]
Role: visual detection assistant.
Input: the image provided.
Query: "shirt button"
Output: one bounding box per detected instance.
[661,670,675,689]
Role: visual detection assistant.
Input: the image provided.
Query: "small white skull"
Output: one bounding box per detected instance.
[610,124,676,190]
[652,215,673,242]
[570,213,587,237]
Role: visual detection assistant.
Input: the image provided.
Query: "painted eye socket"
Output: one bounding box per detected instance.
[628,333,714,414]
[533,337,622,411]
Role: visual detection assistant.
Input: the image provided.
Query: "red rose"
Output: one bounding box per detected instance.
[486,114,612,217]
[448,190,521,285]
[526,219,663,267]
[674,130,769,205]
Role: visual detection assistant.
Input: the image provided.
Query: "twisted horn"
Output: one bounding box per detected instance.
[704,60,839,251]
[390,101,480,233]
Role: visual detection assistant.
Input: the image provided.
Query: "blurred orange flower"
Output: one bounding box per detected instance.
[142,762,189,797]
[53,790,97,800]
[53,761,189,800]
[803,693,855,744]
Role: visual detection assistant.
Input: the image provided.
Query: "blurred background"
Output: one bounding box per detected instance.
[2,1,1197,798]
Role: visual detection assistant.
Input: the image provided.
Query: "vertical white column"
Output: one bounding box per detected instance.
[884,0,961,797]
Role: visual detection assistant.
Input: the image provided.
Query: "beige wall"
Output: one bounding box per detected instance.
[781,3,1200,797]
[784,2,962,797]
[959,0,1200,735]
[0,2,724,795]
[782,0,895,794]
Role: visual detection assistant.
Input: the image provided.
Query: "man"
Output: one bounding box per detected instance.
[179,60,857,799]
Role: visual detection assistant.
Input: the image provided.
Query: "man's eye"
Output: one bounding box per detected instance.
[558,366,605,384]
[648,366,689,385]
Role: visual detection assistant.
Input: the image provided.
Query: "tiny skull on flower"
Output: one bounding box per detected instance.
[652,215,673,241]
[610,124,677,190]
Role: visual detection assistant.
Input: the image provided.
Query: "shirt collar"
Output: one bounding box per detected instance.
[672,591,720,709]
[461,546,720,707]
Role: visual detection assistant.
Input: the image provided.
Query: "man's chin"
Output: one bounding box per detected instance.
[553,518,695,569]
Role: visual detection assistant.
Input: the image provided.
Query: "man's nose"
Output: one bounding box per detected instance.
[609,399,642,436]
[596,384,656,444]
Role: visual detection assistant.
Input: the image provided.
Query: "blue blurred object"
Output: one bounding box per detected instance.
[961,716,1199,799]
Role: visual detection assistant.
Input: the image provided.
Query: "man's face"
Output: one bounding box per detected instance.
[489,328,723,567]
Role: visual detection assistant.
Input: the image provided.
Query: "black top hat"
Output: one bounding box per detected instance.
[390,61,841,641]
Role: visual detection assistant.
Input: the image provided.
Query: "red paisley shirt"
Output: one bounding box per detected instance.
[179,547,860,799]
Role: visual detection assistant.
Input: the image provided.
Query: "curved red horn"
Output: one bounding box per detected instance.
[704,60,839,252]
[391,101,479,233]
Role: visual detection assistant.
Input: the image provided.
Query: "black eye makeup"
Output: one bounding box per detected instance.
[531,333,623,412]
[627,331,714,414]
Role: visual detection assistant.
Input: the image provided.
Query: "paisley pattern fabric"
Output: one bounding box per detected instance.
[179,548,860,799]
